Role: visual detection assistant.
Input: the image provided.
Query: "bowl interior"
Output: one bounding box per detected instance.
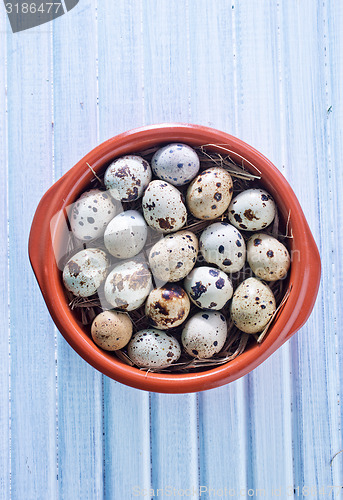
[39,124,314,393]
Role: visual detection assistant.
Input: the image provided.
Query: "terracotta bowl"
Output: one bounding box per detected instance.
[29,123,321,393]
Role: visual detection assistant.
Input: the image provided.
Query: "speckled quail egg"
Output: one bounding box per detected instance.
[104,260,152,311]
[200,222,246,274]
[63,248,109,297]
[70,189,118,241]
[228,188,276,231]
[104,155,152,202]
[184,266,233,310]
[181,311,227,358]
[142,180,187,233]
[127,329,181,369]
[91,310,133,351]
[148,230,198,283]
[151,143,200,186]
[247,233,290,281]
[145,284,191,330]
[104,210,148,259]
[230,277,276,333]
[186,167,233,220]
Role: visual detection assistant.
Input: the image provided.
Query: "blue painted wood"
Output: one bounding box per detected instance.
[278,1,337,494]
[97,2,151,498]
[187,1,249,494]
[232,1,295,494]
[142,0,191,126]
[141,1,200,495]
[6,23,58,500]
[52,2,104,499]
[103,383,151,499]
[150,393,199,495]
[326,0,343,490]
[1,0,342,498]
[0,9,10,500]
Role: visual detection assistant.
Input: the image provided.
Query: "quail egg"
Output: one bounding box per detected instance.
[104,210,148,259]
[228,188,276,231]
[148,230,198,283]
[142,180,187,233]
[70,189,118,241]
[127,329,181,369]
[186,167,233,219]
[104,155,152,202]
[62,248,109,297]
[104,260,152,311]
[199,222,246,274]
[230,277,276,333]
[91,310,133,350]
[151,143,200,186]
[184,266,233,310]
[247,233,290,281]
[181,311,227,358]
[145,284,190,330]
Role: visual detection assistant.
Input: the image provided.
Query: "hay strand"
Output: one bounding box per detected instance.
[63,144,292,374]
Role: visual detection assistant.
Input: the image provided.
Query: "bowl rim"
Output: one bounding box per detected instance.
[29,123,321,393]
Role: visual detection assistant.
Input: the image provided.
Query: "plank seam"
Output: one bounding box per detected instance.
[140,0,145,127]
[231,3,250,492]
[149,392,153,496]
[321,0,340,486]
[102,376,105,499]
[231,0,238,137]
[245,375,254,489]
[94,1,105,497]
[5,18,11,500]
[185,0,192,120]
[50,17,59,493]
[275,1,295,492]
[196,393,201,496]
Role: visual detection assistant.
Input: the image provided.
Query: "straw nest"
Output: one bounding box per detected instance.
[63,144,292,373]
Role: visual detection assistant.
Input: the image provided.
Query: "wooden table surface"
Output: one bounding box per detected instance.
[1,1,342,499]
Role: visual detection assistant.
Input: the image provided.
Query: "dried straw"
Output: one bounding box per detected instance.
[64,145,291,374]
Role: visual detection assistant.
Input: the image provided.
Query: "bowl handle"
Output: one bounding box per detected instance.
[283,224,321,343]
[28,176,67,291]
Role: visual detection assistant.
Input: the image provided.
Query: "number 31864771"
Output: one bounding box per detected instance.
[5,2,63,14]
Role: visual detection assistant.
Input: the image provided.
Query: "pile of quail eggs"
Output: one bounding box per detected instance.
[62,143,291,371]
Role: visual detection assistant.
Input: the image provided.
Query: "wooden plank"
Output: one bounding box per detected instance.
[52,2,104,499]
[188,0,236,131]
[150,393,198,494]
[198,382,248,495]
[231,0,295,494]
[278,0,337,494]
[325,0,343,489]
[98,0,145,136]
[97,1,151,498]
[6,24,57,500]
[141,0,191,125]
[141,0,199,494]
[0,8,10,500]
[187,0,249,493]
[103,384,151,499]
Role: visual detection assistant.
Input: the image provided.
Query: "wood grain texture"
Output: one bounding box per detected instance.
[232,1,295,494]
[1,0,342,498]
[97,2,151,498]
[278,1,337,494]
[326,0,343,490]
[6,22,57,500]
[187,0,249,493]
[142,1,199,495]
[53,2,104,499]
[0,8,10,500]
